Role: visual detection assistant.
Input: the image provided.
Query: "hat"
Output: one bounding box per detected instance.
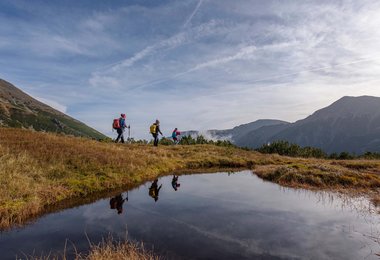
[121,114,126,119]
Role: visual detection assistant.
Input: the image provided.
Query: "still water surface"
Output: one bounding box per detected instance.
[1,171,380,259]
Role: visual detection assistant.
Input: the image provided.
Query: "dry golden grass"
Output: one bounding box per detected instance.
[0,128,259,229]
[1,127,380,230]
[81,240,159,260]
[27,239,158,260]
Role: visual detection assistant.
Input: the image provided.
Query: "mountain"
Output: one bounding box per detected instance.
[183,119,289,142]
[230,119,289,142]
[234,123,290,148]
[239,96,380,154]
[0,79,106,139]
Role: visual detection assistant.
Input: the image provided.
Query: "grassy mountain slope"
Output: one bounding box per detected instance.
[231,96,380,154]
[0,79,106,139]
[268,96,380,153]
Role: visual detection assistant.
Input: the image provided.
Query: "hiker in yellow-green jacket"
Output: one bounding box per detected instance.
[149,179,162,202]
[150,119,163,146]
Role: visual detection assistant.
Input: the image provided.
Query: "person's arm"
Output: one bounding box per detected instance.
[157,125,163,135]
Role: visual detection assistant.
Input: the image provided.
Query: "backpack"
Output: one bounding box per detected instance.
[113,119,121,129]
[150,124,157,134]
[149,187,156,197]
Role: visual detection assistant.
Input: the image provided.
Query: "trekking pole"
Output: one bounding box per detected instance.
[127,125,131,142]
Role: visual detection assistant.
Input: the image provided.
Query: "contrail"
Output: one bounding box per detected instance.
[120,55,380,94]
[97,0,204,71]
[242,55,380,85]
[183,0,203,28]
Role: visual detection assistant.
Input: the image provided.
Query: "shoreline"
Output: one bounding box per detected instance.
[1,128,380,230]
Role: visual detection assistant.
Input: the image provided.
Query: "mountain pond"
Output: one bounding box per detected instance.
[1,170,379,259]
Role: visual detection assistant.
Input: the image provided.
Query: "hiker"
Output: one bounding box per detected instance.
[150,119,163,146]
[149,179,162,202]
[172,128,181,144]
[171,175,180,191]
[114,113,128,143]
[109,193,128,214]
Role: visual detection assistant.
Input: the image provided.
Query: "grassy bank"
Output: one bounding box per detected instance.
[79,240,159,260]
[1,128,380,230]
[30,239,158,260]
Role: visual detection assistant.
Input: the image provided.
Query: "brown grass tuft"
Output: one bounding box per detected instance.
[82,239,159,260]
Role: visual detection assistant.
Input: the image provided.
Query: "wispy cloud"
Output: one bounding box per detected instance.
[185,45,257,73]
[2,0,380,139]
[89,19,230,89]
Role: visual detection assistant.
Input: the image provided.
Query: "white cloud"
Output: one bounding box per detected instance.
[89,19,230,89]
[3,0,380,139]
[186,45,257,73]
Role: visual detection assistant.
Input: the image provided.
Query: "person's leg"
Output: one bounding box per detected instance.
[115,129,122,143]
[153,134,158,146]
[120,130,125,143]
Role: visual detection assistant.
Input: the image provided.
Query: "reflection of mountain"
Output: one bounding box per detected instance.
[186,96,380,154]
[183,119,289,141]
[0,79,106,139]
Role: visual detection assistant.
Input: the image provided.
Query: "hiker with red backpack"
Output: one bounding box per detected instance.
[113,113,128,143]
[150,119,163,146]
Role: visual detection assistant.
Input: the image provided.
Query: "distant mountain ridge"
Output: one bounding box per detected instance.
[183,119,289,142]
[185,96,380,154]
[265,96,380,154]
[0,79,106,139]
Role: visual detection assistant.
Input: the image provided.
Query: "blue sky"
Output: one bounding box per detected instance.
[1,0,380,139]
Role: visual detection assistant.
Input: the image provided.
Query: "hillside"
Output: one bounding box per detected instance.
[260,96,380,154]
[192,96,380,154]
[0,79,106,139]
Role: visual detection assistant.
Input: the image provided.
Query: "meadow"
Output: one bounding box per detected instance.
[1,127,380,231]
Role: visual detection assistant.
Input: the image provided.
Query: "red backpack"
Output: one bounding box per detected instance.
[112,119,121,129]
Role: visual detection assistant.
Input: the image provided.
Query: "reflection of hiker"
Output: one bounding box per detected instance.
[172,128,181,144]
[171,175,180,191]
[149,179,162,202]
[109,193,128,214]
[150,119,163,146]
[113,114,128,143]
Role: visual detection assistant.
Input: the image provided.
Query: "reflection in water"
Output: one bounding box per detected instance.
[110,193,128,214]
[1,171,380,259]
[171,175,180,191]
[149,179,162,202]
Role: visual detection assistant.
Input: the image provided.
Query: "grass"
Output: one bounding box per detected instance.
[80,239,159,260]
[1,127,380,231]
[28,238,159,260]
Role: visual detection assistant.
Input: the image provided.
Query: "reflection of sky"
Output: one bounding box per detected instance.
[0,171,379,259]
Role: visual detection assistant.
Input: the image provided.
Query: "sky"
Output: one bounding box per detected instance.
[1,0,380,139]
